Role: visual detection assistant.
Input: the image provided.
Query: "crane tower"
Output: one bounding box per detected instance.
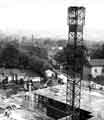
[66,7,85,120]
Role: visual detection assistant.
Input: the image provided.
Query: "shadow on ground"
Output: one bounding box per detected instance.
[80,109,93,120]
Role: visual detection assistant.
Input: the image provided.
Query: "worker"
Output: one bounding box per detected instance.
[4,107,11,118]
[88,74,92,91]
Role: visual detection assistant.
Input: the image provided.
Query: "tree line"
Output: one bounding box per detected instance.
[0,41,52,76]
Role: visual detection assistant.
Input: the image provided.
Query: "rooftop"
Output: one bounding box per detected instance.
[89,59,104,66]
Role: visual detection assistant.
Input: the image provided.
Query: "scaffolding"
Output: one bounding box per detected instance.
[66,7,85,120]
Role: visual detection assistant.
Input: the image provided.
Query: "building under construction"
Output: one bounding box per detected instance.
[28,6,104,120]
[0,6,104,120]
[31,6,92,120]
[31,6,94,120]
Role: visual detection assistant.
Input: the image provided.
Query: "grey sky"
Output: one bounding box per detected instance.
[0,0,103,41]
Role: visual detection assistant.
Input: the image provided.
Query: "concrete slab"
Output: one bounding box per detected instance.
[34,85,104,120]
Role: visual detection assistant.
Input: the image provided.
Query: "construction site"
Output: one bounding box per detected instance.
[0,6,104,120]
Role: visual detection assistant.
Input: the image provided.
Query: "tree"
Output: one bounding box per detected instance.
[21,45,48,59]
[54,44,88,75]
[18,53,29,69]
[0,41,52,76]
[91,44,104,59]
[0,43,20,68]
[54,50,67,64]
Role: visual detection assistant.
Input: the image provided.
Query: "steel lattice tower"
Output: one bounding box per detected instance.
[66,7,85,120]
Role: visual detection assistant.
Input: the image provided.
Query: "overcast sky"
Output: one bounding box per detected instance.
[0,0,104,41]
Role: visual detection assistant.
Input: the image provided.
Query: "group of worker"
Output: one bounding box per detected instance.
[0,73,34,90]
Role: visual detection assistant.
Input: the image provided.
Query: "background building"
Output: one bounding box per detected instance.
[83,59,104,80]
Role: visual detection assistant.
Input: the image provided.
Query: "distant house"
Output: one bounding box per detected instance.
[45,69,55,78]
[57,73,67,83]
[83,59,104,80]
